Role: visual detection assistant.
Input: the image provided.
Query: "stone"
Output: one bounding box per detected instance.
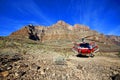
[11,54,21,62]
[46,67,49,71]
[15,72,19,77]
[6,65,12,70]
[77,65,83,70]
[0,68,4,72]
[112,74,120,80]
[40,70,45,75]
[0,71,9,77]
[18,71,26,77]
[43,61,46,64]
[37,66,41,70]
[30,63,40,71]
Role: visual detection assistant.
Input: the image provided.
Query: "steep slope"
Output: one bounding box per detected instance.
[106,35,120,46]
[9,20,120,52]
[9,20,99,41]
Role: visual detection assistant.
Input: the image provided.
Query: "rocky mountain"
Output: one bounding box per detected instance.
[9,20,120,51]
[9,20,104,41]
[106,35,120,46]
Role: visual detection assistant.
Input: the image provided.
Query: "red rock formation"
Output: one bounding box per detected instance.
[73,24,89,31]
[106,35,120,46]
[9,20,120,47]
[10,27,29,39]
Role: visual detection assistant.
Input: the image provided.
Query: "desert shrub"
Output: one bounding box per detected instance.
[0,40,7,48]
[0,39,21,48]
[21,49,27,55]
[117,52,120,57]
[54,56,66,65]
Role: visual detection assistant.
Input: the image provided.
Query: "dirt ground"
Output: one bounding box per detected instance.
[0,47,120,80]
[0,39,120,80]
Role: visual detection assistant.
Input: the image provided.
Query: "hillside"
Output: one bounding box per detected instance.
[0,37,120,80]
[9,20,120,52]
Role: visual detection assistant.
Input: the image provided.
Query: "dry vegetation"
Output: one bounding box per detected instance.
[0,37,120,80]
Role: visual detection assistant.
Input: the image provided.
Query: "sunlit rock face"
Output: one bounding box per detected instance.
[10,20,91,41]
[106,35,120,46]
[9,20,120,47]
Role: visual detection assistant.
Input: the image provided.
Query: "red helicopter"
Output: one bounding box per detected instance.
[72,36,99,57]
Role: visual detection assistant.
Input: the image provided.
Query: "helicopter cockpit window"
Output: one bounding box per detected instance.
[80,43,90,48]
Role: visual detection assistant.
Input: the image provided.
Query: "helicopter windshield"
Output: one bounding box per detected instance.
[80,43,90,48]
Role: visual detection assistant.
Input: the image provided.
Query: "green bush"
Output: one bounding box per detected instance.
[117,52,120,57]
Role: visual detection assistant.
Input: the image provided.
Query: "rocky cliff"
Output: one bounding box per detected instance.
[10,20,100,41]
[106,35,120,46]
[9,20,120,51]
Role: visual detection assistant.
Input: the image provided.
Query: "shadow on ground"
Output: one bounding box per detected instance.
[76,54,89,58]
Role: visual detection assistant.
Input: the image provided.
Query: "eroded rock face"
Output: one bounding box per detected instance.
[9,21,95,41]
[10,27,29,38]
[9,20,120,51]
[10,25,45,42]
[106,35,120,46]
[74,24,89,31]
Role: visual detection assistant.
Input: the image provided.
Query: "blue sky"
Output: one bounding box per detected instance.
[0,0,120,36]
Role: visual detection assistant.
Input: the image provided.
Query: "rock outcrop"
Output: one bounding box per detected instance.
[9,20,120,52]
[106,35,120,46]
[9,20,95,42]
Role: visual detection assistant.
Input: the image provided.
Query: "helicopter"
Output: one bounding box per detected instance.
[72,35,99,57]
